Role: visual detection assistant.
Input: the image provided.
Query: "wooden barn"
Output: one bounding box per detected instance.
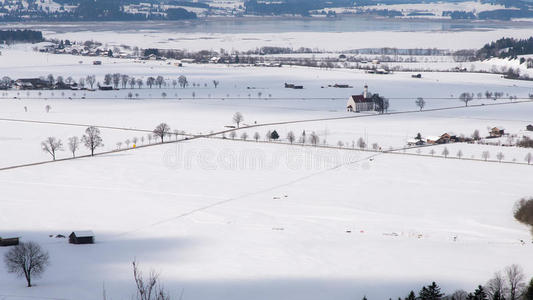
[0,237,19,247]
[69,231,95,244]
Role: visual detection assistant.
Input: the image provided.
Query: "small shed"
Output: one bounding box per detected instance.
[527,124,533,131]
[69,231,95,244]
[0,237,19,247]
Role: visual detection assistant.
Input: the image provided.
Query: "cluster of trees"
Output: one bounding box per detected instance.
[477,37,533,60]
[0,30,43,43]
[101,73,191,90]
[41,126,103,160]
[372,265,533,300]
[518,137,533,149]
[514,197,533,230]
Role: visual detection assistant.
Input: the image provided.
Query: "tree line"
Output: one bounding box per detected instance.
[0,30,43,44]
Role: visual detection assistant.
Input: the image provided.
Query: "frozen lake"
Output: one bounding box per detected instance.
[2,17,533,50]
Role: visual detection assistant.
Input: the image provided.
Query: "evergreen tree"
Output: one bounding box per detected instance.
[525,278,533,300]
[405,291,416,300]
[270,130,280,140]
[419,282,444,300]
[492,290,505,300]
[467,286,488,300]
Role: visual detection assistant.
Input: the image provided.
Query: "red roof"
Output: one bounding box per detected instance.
[350,95,372,103]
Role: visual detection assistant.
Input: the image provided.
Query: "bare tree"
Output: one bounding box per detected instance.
[442,147,450,158]
[264,130,271,141]
[525,153,532,165]
[337,140,344,147]
[482,151,490,161]
[146,77,155,89]
[253,132,260,142]
[232,112,243,128]
[172,79,177,89]
[300,130,306,144]
[487,272,508,300]
[104,74,112,86]
[372,143,379,150]
[137,79,144,89]
[459,92,474,107]
[82,126,104,156]
[287,131,295,144]
[309,132,319,146]
[3,241,50,287]
[213,80,219,88]
[132,260,170,300]
[241,132,248,140]
[506,264,526,300]
[496,152,505,162]
[86,75,96,89]
[68,136,80,158]
[121,74,129,89]
[450,290,468,300]
[41,137,63,160]
[156,76,164,88]
[415,97,426,111]
[45,105,51,113]
[229,131,237,139]
[130,77,136,89]
[357,137,366,149]
[472,129,481,140]
[178,75,188,88]
[457,150,463,159]
[153,123,171,143]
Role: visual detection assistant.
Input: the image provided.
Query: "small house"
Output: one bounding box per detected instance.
[69,231,95,244]
[426,133,452,144]
[527,124,533,131]
[489,127,505,138]
[0,237,19,247]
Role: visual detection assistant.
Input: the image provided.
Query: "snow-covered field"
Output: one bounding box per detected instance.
[1,41,533,300]
[1,138,532,300]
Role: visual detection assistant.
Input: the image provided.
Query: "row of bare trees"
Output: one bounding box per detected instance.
[41,126,103,160]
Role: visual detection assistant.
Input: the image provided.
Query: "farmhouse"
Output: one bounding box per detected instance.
[527,124,533,131]
[347,85,374,112]
[15,78,51,90]
[69,231,95,244]
[489,127,505,138]
[426,133,454,144]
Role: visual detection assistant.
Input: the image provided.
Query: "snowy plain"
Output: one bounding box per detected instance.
[0,37,532,300]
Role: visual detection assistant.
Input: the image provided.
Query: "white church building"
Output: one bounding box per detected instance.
[347,84,375,112]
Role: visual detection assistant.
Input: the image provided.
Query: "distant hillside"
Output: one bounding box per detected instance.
[476,37,533,60]
[244,0,354,16]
